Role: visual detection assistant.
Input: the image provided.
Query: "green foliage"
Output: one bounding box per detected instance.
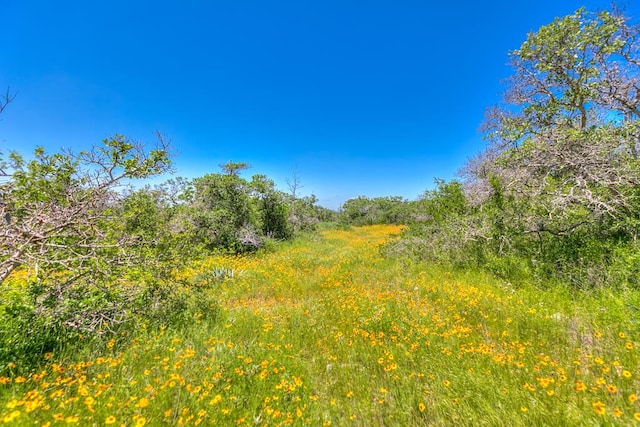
[340,195,413,225]
[0,283,67,370]
[188,166,321,252]
[4,226,640,425]
[0,113,320,377]
[190,171,261,252]
[287,194,327,232]
[385,179,479,268]
[250,174,293,240]
[416,179,468,223]
[0,136,197,371]
[118,187,202,278]
[391,6,640,290]
[0,262,226,374]
[131,280,220,330]
[0,135,173,283]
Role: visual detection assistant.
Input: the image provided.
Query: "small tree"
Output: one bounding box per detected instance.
[0,134,172,285]
[477,7,640,229]
[220,161,251,177]
[251,174,292,240]
[458,6,640,285]
[191,165,262,252]
[0,134,175,362]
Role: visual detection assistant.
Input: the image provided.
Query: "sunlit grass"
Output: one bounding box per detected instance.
[1,224,640,425]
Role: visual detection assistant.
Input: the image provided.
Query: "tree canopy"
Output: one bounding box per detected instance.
[396,6,640,288]
[475,7,640,225]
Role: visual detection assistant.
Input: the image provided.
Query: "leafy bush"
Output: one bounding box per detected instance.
[0,268,224,374]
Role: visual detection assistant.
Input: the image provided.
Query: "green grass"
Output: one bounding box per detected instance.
[1,225,639,425]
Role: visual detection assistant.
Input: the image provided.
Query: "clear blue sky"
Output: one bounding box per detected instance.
[2,1,637,209]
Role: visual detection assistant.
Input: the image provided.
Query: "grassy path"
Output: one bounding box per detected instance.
[1,225,640,425]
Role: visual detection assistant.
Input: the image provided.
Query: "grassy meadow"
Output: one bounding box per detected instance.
[1,225,640,426]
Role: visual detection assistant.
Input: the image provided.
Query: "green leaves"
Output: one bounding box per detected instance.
[0,134,172,285]
[190,167,297,252]
[400,5,640,289]
[502,7,633,140]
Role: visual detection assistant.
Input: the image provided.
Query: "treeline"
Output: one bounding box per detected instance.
[337,182,465,227]
[340,195,416,225]
[123,161,333,257]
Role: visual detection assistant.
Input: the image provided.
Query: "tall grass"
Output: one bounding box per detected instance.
[1,225,639,425]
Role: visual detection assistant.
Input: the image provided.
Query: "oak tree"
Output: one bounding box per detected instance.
[472,7,640,237]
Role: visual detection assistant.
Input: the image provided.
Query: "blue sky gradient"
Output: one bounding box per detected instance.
[2,1,638,208]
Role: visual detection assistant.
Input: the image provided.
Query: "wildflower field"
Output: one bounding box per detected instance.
[1,225,640,426]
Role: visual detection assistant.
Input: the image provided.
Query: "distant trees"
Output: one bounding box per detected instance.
[340,196,415,225]
[394,6,640,288]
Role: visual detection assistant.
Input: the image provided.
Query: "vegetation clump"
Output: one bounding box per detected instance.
[392,7,640,289]
[0,140,325,369]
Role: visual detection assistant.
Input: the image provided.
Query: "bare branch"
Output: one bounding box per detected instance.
[0,134,172,285]
[285,165,303,198]
[0,87,16,116]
